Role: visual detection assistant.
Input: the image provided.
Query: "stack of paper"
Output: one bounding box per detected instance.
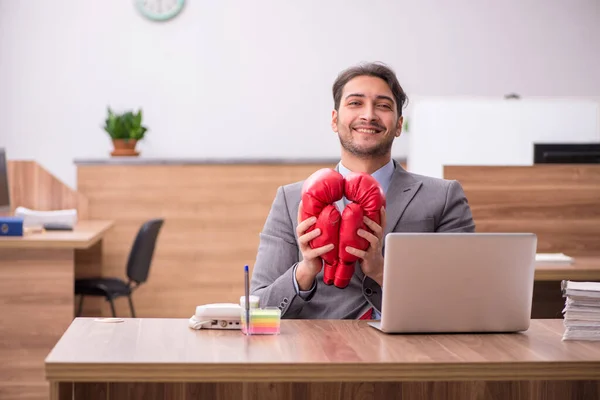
[562,281,600,341]
[536,253,574,264]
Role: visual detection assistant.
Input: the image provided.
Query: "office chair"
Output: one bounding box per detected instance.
[75,218,164,318]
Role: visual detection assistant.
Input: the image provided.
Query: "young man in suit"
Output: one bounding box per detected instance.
[250,62,475,319]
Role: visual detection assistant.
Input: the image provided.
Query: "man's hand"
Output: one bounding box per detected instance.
[345,207,386,286]
[295,201,334,290]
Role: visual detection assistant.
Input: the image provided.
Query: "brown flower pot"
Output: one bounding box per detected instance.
[111,139,139,157]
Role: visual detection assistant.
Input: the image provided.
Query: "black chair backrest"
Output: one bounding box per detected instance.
[126,219,164,285]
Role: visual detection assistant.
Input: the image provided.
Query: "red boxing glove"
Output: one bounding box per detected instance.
[300,168,344,284]
[337,173,386,288]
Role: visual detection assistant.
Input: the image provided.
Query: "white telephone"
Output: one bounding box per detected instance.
[188,303,242,330]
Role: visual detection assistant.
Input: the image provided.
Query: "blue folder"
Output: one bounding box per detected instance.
[0,216,24,236]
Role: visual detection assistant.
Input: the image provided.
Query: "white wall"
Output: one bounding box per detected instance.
[1,0,599,189]
[408,98,600,178]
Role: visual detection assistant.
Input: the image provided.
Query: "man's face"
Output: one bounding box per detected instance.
[332,75,403,158]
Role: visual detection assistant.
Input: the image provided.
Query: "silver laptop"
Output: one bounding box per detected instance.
[368,233,537,334]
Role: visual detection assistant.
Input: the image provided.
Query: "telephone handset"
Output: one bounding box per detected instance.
[188,303,242,330]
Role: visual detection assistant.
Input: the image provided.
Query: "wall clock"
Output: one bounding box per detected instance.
[135,0,185,21]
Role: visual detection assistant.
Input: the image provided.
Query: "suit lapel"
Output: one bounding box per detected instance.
[383,161,422,237]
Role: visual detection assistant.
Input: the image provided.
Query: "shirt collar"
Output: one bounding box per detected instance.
[337,159,395,195]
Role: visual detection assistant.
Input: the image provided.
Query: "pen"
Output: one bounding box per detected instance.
[244,265,250,335]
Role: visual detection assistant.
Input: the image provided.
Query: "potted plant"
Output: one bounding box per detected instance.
[103,107,148,156]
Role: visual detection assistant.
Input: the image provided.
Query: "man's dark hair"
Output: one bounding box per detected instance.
[332,62,408,117]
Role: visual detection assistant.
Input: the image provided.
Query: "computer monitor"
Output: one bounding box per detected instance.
[534,143,600,164]
[0,148,10,214]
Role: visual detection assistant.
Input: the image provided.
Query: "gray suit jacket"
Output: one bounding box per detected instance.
[250,160,475,319]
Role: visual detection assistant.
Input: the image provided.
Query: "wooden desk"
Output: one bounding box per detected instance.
[0,220,113,249]
[532,256,600,319]
[536,256,600,281]
[46,318,600,400]
[0,220,113,400]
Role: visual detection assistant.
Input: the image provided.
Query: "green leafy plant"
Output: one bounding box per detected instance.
[103,107,148,141]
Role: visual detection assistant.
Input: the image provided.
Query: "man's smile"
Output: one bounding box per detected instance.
[352,126,383,134]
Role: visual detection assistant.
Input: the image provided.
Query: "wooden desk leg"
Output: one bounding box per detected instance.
[0,249,74,400]
[74,240,104,316]
[532,281,565,319]
[50,381,73,400]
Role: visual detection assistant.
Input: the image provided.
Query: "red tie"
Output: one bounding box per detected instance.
[359,307,373,320]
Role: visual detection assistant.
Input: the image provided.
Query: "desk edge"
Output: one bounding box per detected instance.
[45,361,600,383]
[0,220,114,249]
